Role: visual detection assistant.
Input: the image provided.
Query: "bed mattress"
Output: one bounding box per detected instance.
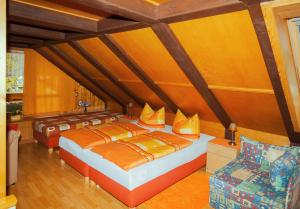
[59,123,214,190]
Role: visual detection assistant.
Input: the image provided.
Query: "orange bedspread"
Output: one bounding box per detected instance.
[91,131,192,170]
[60,122,149,149]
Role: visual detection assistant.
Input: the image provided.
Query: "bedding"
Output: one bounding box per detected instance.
[59,123,215,207]
[60,121,149,149]
[91,131,192,170]
[33,111,117,137]
[139,103,165,128]
[172,109,200,139]
[85,132,214,190]
[33,111,122,149]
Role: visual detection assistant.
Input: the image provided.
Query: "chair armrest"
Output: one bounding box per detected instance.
[285,164,300,209]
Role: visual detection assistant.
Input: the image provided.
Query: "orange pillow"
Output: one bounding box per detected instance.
[139,103,165,128]
[172,109,200,139]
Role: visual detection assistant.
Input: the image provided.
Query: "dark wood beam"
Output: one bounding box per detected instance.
[9,23,65,40]
[293,132,300,146]
[8,42,30,49]
[97,16,147,34]
[31,17,147,48]
[240,1,299,143]
[48,45,126,108]
[69,40,144,107]
[45,0,157,23]
[157,0,246,23]
[35,48,107,102]
[32,33,97,49]
[99,35,179,113]
[152,23,232,128]
[9,35,44,45]
[9,0,98,32]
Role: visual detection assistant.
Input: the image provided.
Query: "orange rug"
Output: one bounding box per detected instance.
[141,170,211,209]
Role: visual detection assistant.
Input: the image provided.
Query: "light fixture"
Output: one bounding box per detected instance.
[126,102,134,118]
[228,123,237,146]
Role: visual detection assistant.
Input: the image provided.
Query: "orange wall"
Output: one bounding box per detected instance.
[23,49,76,115]
[23,49,104,115]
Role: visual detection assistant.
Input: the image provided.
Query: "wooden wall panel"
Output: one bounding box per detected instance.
[158,84,218,121]
[0,0,6,197]
[74,84,105,112]
[122,81,165,108]
[56,43,133,105]
[42,47,82,78]
[98,80,132,104]
[112,27,190,83]
[43,47,112,102]
[23,49,76,115]
[79,38,139,80]
[23,49,106,115]
[80,37,166,108]
[56,43,106,79]
[170,10,273,89]
[212,89,286,135]
[111,27,218,120]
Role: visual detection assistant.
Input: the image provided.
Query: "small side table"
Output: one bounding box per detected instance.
[206,138,240,173]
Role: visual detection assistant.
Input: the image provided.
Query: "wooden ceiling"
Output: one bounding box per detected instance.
[6,0,300,145]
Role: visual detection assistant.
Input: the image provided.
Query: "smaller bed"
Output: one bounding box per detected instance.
[86,130,214,208]
[33,111,121,153]
[59,121,150,177]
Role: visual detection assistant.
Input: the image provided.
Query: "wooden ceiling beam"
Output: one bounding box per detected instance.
[68,40,144,107]
[8,42,31,49]
[9,23,65,40]
[31,17,147,48]
[9,35,44,45]
[35,48,107,102]
[157,0,246,23]
[97,16,147,34]
[240,0,299,143]
[152,23,232,128]
[99,35,179,113]
[8,0,98,33]
[48,45,126,108]
[45,0,157,23]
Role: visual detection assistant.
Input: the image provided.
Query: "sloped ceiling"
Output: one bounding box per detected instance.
[169,10,285,135]
[8,0,300,143]
[37,10,286,135]
[78,38,166,109]
[111,27,217,122]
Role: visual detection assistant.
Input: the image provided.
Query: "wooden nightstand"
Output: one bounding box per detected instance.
[206,138,240,173]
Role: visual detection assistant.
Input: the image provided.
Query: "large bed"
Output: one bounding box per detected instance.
[33,110,121,153]
[59,120,150,177]
[59,121,215,208]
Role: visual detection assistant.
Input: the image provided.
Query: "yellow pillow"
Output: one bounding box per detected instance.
[139,103,165,128]
[172,109,200,139]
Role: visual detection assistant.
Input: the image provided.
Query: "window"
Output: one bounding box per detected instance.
[6,50,24,94]
[287,17,300,89]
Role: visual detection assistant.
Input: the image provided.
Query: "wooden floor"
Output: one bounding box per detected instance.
[8,143,212,209]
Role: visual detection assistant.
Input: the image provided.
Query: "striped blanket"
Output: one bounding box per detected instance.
[91,131,192,170]
[60,121,149,149]
[33,111,120,137]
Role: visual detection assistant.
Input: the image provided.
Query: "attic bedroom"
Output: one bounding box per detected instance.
[1,0,300,208]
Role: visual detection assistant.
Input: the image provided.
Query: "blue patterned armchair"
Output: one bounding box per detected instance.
[209,136,300,209]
